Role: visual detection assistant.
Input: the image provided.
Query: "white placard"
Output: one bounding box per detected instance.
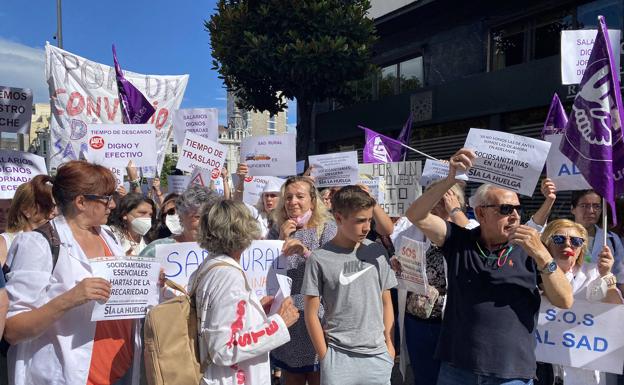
[395,236,428,294]
[561,29,621,85]
[242,176,270,205]
[188,167,225,195]
[359,161,422,217]
[309,151,359,188]
[0,86,32,134]
[359,175,385,204]
[90,257,160,321]
[535,297,624,374]
[167,175,190,194]
[176,132,228,174]
[0,150,47,199]
[110,166,125,187]
[240,133,297,177]
[297,160,306,175]
[87,124,157,168]
[172,108,218,146]
[156,240,286,298]
[141,165,158,179]
[544,134,591,191]
[420,158,469,188]
[268,274,292,316]
[464,128,551,197]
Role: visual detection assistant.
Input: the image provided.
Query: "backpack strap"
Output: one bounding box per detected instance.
[33,221,61,269]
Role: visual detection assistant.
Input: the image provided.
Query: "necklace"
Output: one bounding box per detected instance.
[475,241,513,267]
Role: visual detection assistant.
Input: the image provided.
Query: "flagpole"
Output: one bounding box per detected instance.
[396,142,439,161]
[603,197,608,246]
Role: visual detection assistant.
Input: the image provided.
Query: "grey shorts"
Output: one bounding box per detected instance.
[320,345,393,385]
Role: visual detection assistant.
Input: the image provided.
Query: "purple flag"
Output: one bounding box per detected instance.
[112,44,155,124]
[560,16,624,222]
[360,126,404,163]
[396,113,413,160]
[542,93,568,138]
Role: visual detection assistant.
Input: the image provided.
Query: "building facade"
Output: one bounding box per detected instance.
[227,92,288,137]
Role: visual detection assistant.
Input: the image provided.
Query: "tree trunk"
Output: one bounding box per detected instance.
[296,99,314,162]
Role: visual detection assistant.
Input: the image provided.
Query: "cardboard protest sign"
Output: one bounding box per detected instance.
[176,132,228,174]
[45,44,188,172]
[359,161,422,216]
[464,128,551,196]
[172,108,218,146]
[359,175,385,204]
[0,86,32,134]
[544,134,591,191]
[535,297,624,374]
[561,29,621,85]
[309,151,359,188]
[90,257,160,321]
[240,133,296,177]
[0,150,47,199]
[87,124,157,168]
[167,175,190,194]
[420,158,469,188]
[156,240,286,298]
[395,236,428,294]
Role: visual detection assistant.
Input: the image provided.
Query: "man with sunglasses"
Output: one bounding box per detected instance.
[406,148,573,385]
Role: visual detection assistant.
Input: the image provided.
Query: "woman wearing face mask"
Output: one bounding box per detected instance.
[267,176,336,385]
[107,193,156,256]
[152,193,179,240]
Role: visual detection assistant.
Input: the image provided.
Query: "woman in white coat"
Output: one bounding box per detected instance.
[193,199,299,385]
[4,160,142,385]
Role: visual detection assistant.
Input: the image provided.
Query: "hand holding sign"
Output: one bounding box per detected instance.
[541,178,557,201]
[277,297,299,327]
[448,148,476,181]
[597,246,615,277]
[66,277,112,306]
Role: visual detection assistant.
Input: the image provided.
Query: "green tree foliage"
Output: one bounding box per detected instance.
[207,0,377,159]
[158,153,177,190]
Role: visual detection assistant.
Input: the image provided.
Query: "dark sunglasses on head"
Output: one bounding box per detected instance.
[83,194,114,205]
[551,235,585,248]
[480,204,522,216]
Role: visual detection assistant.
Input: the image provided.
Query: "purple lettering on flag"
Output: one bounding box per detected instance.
[559,15,624,223]
[360,126,404,164]
[542,93,568,138]
[112,44,155,124]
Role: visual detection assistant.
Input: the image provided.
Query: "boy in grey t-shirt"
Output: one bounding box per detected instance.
[302,186,397,385]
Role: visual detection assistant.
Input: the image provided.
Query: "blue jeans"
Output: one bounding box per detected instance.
[404,315,442,385]
[437,362,533,385]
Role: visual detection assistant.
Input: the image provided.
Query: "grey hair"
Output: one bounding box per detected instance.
[198,200,261,256]
[176,184,221,217]
[468,183,496,208]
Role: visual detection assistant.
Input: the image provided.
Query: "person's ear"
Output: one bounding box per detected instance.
[475,206,485,222]
[73,195,87,212]
[334,212,343,225]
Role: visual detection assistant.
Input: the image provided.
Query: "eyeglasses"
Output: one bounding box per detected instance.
[480,204,522,216]
[164,208,176,216]
[83,194,114,205]
[577,203,602,211]
[551,235,585,248]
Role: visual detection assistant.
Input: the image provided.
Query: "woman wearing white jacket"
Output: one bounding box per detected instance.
[193,199,299,385]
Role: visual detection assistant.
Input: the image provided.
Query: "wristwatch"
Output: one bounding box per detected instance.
[449,207,463,216]
[602,273,617,287]
[540,259,557,274]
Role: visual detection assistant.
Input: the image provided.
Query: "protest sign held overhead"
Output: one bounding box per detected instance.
[86,124,157,168]
[0,150,47,199]
[309,151,359,188]
[359,161,421,217]
[172,107,219,146]
[110,166,125,187]
[535,297,624,374]
[167,175,190,194]
[0,86,32,134]
[545,134,591,191]
[45,44,188,172]
[420,158,468,188]
[188,166,225,195]
[176,131,228,174]
[561,29,621,85]
[358,175,385,204]
[240,133,296,176]
[464,128,551,196]
[90,257,160,321]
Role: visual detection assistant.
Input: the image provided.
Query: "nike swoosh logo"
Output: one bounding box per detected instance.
[339,265,374,285]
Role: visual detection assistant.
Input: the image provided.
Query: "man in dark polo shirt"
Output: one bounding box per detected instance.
[406,148,573,385]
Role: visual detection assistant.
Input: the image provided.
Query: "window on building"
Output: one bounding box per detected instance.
[399,56,424,93]
[378,65,398,98]
[491,21,526,70]
[267,116,276,135]
[171,144,178,154]
[533,10,574,60]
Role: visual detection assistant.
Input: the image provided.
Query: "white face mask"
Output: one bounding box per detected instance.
[130,217,152,236]
[165,214,183,235]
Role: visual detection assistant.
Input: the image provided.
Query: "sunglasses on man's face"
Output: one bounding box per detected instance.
[551,235,585,248]
[480,204,522,216]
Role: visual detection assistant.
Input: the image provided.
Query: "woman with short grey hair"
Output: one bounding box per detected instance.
[192,200,299,385]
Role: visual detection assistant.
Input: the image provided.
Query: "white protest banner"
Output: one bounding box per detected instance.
[0,150,47,199]
[535,297,624,374]
[45,44,188,172]
[545,134,591,191]
[269,274,292,316]
[242,176,270,205]
[167,175,190,194]
[110,166,125,187]
[0,86,32,134]
[561,29,621,85]
[464,128,551,196]
[310,151,359,188]
[156,240,286,298]
[176,132,227,174]
[86,124,157,168]
[395,236,428,294]
[420,158,469,188]
[240,133,296,177]
[172,108,218,146]
[359,175,385,204]
[359,161,422,216]
[90,257,160,321]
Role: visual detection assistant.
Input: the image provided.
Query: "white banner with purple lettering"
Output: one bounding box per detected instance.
[544,134,591,191]
[0,150,47,199]
[420,158,469,188]
[464,128,551,196]
[172,108,218,146]
[45,44,188,172]
[561,29,621,85]
[86,124,157,168]
[240,133,296,177]
[0,86,32,134]
[535,297,624,374]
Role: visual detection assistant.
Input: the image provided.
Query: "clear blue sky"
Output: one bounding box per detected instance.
[0,0,296,128]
